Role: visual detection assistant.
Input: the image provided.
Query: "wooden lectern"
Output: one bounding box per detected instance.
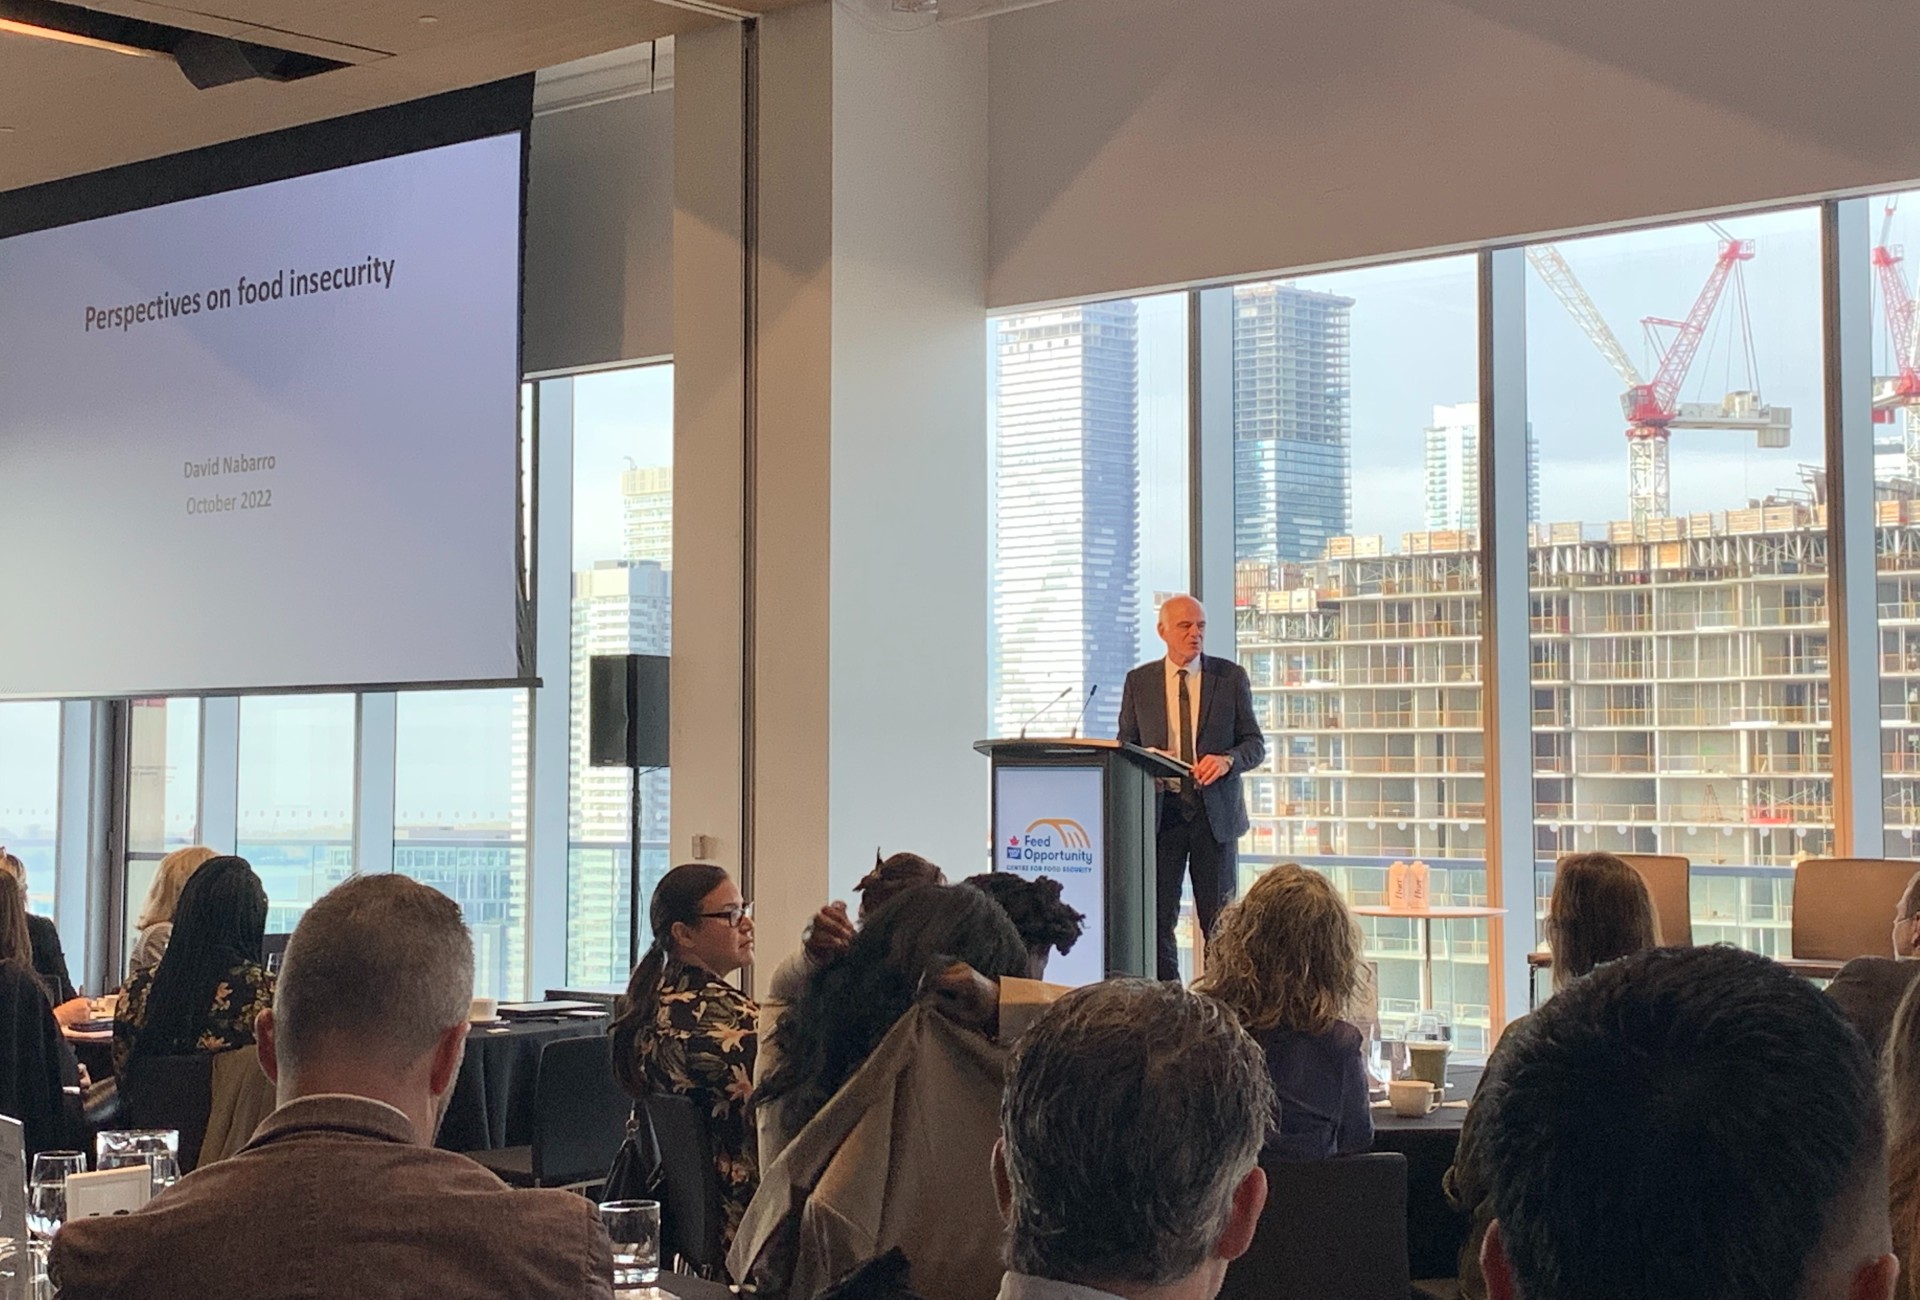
[974,737,1188,983]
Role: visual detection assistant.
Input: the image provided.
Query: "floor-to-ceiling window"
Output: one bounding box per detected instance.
[0,702,62,913]
[566,364,675,987]
[122,699,201,960]
[1524,212,1828,957]
[236,695,358,934]
[1227,258,1488,1046]
[394,689,529,998]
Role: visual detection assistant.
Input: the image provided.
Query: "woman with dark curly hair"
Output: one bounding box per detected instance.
[756,883,1029,1165]
[1194,862,1370,1161]
[960,873,1086,979]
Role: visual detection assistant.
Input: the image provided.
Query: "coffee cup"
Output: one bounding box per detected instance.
[1389,1079,1439,1118]
[1408,1040,1451,1088]
[469,997,498,1023]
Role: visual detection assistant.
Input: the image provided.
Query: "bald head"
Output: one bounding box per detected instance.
[1157,595,1207,667]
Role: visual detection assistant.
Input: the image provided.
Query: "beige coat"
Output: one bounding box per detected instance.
[733,981,1062,1300]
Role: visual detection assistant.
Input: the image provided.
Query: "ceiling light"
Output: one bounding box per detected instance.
[0,15,161,57]
[418,13,438,22]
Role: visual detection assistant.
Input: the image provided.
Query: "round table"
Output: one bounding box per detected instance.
[1371,1063,1479,1280]
[1350,904,1507,1011]
[436,1014,612,1153]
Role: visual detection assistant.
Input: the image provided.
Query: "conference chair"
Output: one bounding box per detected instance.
[120,1053,215,1174]
[643,1091,726,1277]
[1616,853,1693,947]
[472,1034,630,1191]
[1789,857,1917,978]
[1217,1152,1409,1300]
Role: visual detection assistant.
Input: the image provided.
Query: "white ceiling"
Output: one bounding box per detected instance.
[0,0,804,191]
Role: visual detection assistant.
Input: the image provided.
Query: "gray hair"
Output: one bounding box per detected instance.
[1000,980,1274,1286]
[274,874,474,1074]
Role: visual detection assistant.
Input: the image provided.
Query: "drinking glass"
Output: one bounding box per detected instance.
[26,1152,85,1240]
[600,1199,661,1286]
[94,1129,178,1169]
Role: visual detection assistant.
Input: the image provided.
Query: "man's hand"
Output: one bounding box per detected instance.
[803,901,856,963]
[1192,754,1232,787]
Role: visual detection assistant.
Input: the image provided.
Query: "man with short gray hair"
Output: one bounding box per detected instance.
[51,874,615,1300]
[993,980,1272,1300]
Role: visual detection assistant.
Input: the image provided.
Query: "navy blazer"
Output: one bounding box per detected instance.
[1116,654,1266,845]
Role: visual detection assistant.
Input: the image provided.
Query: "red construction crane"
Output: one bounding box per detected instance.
[1872,197,1920,478]
[1528,225,1791,527]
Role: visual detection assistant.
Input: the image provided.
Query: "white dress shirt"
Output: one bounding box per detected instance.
[998,1273,1129,1300]
[1163,654,1204,760]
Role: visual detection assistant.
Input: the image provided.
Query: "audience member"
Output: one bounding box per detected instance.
[962,872,1086,979]
[1827,868,1920,1057]
[735,885,1032,1300]
[114,855,272,1077]
[1445,850,1659,1297]
[0,849,85,1026]
[1195,863,1369,1160]
[994,979,1272,1300]
[1474,946,1896,1300]
[1883,977,1920,1296]
[50,873,614,1299]
[609,862,760,1249]
[128,845,219,982]
[767,851,947,1004]
[0,871,75,1155]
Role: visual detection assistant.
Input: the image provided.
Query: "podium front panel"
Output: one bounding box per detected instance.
[991,762,1107,987]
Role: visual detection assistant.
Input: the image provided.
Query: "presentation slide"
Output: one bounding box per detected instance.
[0,133,524,698]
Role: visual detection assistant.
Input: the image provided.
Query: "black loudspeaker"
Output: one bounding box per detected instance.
[590,654,670,768]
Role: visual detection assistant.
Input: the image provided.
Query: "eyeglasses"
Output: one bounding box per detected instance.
[699,901,754,929]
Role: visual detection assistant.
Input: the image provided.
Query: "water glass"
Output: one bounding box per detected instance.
[27,1152,85,1240]
[600,1199,661,1286]
[94,1130,178,1169]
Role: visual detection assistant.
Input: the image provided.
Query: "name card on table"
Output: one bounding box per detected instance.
[64,1167,149,1221]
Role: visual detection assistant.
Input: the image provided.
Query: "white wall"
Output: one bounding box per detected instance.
[988,0,1920,307]
[525,89,675,373]
[828,7,991,900]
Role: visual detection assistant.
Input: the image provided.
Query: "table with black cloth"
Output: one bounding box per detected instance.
[1371,1063,1479,1281]
[435,1014,612,1153]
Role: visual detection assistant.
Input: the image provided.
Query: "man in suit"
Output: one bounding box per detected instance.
[1118,594,1266,980]
[51,874,614,1300]
[1825,868,1920,1057]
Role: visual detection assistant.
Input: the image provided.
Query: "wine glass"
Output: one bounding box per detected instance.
[27,1151,86,1239]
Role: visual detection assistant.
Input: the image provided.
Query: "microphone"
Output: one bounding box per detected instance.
[1068,684,1099,739]
[1019,685,1074,739]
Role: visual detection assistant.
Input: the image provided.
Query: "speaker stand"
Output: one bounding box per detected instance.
[628,762,644,970]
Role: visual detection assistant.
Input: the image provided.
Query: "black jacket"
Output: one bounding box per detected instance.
[1117,654,1266,844]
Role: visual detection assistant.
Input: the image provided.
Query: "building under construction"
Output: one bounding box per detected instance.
[1233,501,1920,1046]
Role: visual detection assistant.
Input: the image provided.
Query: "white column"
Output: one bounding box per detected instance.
[1480,246,1535,1031]
[1825,197,1884,858]
[1192,287,1236,657]
[353,693,397,875]
[529,377,577,996]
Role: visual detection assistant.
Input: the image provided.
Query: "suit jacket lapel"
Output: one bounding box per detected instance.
[1144,664,1172,750]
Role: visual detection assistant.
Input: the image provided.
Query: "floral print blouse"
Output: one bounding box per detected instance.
[634,961,759,1247]
[111,960,275,1078]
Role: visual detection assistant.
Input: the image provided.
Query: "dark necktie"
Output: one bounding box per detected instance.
[1177,669,1195,765]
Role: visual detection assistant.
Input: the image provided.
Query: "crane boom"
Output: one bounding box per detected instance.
[1630,236,1753,423]
[1525,246,1644,389]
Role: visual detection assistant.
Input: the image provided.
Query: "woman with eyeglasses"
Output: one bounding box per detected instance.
[609,862,758,1248]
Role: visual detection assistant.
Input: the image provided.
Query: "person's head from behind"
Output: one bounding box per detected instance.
[1195,863,1359,1036]
[136,845,218,931]
[0,870,32,971]
[0,851,24,888]
[961,873,1086,979]
[256,874,474,1144]
[1477,946,1896,1300]
[134,855,268,1060]
[996,980,1272,1298]
[855,851,945,924]
[761,883,1028,1133]
[1546,852,1659,991]
[1893,871,1920,959]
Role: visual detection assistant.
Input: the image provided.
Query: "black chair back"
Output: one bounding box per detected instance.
[1218,1152,1410,1300]
[643,1091,724,1276]
[120,1053,215,1173]
[529,1034,632,1186]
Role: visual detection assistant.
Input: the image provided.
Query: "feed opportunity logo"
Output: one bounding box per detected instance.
[1005,818,1095,871]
